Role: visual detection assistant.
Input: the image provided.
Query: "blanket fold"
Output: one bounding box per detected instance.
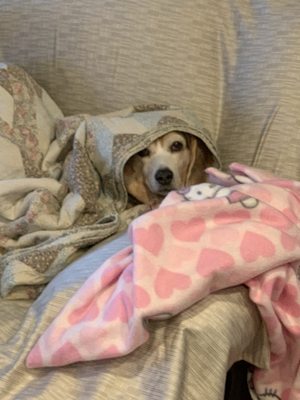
[0,65,220,299]
[26,163,300,400]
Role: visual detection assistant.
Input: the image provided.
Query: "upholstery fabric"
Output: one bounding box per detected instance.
[1,1,300,180]
[0,0,300,399]
[0,0,228,137]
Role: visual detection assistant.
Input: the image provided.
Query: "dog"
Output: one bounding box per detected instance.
[124,131,213,206]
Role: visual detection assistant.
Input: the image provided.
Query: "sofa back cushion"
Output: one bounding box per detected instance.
[0,0,300,179]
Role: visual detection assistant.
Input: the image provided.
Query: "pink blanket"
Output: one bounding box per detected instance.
[27,163,300,400]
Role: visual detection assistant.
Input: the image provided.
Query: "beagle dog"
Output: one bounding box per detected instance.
[124,131,213,206]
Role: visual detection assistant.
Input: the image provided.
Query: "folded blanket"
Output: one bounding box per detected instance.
[26,163,300,400]
[0,65,220,299]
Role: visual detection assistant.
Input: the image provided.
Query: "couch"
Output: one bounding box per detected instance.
[0,1,299,399]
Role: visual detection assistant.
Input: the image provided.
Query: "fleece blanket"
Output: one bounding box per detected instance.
[26,163,300,400]
[0,64,220,299]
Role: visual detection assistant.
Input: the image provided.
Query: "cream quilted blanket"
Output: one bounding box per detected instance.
[0,65,220,299]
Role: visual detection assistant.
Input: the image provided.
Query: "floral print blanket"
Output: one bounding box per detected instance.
[0,65,220,299]
[27,163,300,400]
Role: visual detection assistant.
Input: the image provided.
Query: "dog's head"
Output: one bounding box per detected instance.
[124,131,213,206]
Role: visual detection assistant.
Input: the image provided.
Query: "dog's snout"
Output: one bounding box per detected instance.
[155,168,173,185]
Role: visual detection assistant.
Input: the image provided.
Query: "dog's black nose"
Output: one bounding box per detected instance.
[155,168,173,185]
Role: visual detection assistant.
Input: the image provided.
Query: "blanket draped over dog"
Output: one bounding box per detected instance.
[27,163,300,400]
[0,65,220,299]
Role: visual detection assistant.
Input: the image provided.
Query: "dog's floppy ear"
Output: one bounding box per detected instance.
[124,155,153,205]
[185,135,214,186]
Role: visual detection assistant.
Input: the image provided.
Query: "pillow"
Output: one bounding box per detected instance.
[0,64,63,180]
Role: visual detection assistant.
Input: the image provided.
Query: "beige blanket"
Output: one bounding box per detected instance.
[0,65,220,299]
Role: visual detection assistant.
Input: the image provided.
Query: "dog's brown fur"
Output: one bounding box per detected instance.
[124,131,213,206]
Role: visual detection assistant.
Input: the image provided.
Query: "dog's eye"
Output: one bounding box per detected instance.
[170,141,183,152]
[138,148,150,157]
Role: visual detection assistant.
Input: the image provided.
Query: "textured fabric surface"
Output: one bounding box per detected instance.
[0,0,226,138]
[218,2,300,181]
[1,0,299,398]
[0,64,63,179]
[0,232,269,400]
[26,163,300,398]
[0,68,219,299]
[1,1,300,181]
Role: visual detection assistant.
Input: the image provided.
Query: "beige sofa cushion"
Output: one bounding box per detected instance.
[218,3,300,180]
[0,1,299,180]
